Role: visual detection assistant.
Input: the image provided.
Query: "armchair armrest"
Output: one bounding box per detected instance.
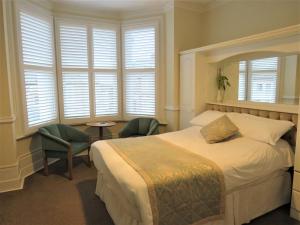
[147,121,159,136]
[60,125,90,143]
[39,132,71,152]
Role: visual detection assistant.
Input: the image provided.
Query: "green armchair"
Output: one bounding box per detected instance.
[119,118,160,138]
[38,124,91,180]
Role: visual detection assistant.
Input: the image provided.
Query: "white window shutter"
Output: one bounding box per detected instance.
[93,28,117,69]
[19,11,57,127]
[94,72,118,116]
[238,57,278,103]
[93,28,119,117]
[124,26,156,117]
[62,72,90,118]
[249,57,278,103]
[59,24,90,119]
[125,72,155,116]
[60,25,88,68]
[238,61,246,101]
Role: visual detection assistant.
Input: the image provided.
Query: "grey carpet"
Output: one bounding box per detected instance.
[0,157,299,225]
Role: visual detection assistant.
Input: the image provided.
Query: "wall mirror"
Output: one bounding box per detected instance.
[218,53,300,105]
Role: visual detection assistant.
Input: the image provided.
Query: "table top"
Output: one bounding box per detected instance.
[86,121,116,127]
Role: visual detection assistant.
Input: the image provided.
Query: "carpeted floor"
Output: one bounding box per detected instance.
[0,157,299,225]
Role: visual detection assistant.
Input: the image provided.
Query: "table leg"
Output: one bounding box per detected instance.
[99,127,104,140]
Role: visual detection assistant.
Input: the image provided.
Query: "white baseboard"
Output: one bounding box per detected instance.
[0,149,59,193]
[290,207,300,221]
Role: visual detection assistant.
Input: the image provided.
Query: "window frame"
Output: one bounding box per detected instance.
[15,1,59,134]
[238,56,280,103]
[55,17,122,124]
[121,19,161,121]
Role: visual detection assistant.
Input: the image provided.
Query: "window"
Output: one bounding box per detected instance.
[18,10,57,129]
[57,21,119,121]
[59,25,90,119]
[123,25,157,117]
[238,57,279,103]
[93,28,119,116]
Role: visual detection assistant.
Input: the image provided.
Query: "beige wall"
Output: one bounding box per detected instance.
[165,5,204,131]
[200,1,300,46]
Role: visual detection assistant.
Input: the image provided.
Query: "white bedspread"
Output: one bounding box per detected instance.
[91,126,294,225]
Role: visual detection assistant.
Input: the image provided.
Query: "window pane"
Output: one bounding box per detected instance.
[20,12,53,67]
[62,72,90,118]
[250,57,278,103]
[93,28,117,69]
[24,70,56,126]
[94,72,118,116]
[60,25,88,68]
[238,61,246,101]
[125,71,155,116]
[124,27,155,69]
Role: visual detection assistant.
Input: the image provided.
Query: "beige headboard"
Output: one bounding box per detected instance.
[206,103,298,148]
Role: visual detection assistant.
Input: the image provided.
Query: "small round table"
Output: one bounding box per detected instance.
[86,121,116,140]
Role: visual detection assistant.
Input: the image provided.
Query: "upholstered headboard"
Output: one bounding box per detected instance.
[206,103,298,148]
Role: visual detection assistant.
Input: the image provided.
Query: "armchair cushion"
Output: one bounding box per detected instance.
[119,118,160,138]
[39,124,90,159]
[43,124,62,139]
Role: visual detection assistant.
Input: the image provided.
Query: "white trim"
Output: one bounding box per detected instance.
[290,208,300,221]
[165,106,180,111]
[180,24,300,55]
[0,148,59,193]
[0,115,16,124]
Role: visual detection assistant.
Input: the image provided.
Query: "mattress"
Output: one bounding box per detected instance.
[91,126,294,225]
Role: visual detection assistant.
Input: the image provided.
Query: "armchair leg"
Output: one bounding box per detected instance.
[68,152,73,180]
[44,156,49,176]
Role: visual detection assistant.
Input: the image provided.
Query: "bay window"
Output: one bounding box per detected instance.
[17,9,161,131]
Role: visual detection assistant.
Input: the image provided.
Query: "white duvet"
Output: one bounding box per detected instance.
[91,126,294,225]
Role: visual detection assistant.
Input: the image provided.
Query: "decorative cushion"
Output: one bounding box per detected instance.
[200,115,239,144]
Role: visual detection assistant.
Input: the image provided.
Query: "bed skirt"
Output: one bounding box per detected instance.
[95,170,291,225]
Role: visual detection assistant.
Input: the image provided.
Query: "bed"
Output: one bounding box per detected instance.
[91,105,296,225]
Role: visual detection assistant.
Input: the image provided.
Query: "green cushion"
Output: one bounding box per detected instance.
[45,142,89,159]
[119,118,159,138]
[71,142,89,155]
[138,118,152,135]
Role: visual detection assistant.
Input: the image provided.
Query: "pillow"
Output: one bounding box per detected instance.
[190,110,225,126]
[200,115,239,144]
[227,112,294,145]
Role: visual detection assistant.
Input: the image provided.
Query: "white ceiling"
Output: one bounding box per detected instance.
[51,0,217,14]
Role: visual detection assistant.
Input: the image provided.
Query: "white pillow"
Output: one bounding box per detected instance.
[227,112,294,145]
[190,110,225,126]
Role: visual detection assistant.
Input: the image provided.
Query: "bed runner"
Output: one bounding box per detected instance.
[107,136,225,225]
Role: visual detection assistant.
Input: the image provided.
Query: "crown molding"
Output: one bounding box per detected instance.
[50,0,122,20]
[180,24,300,55]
